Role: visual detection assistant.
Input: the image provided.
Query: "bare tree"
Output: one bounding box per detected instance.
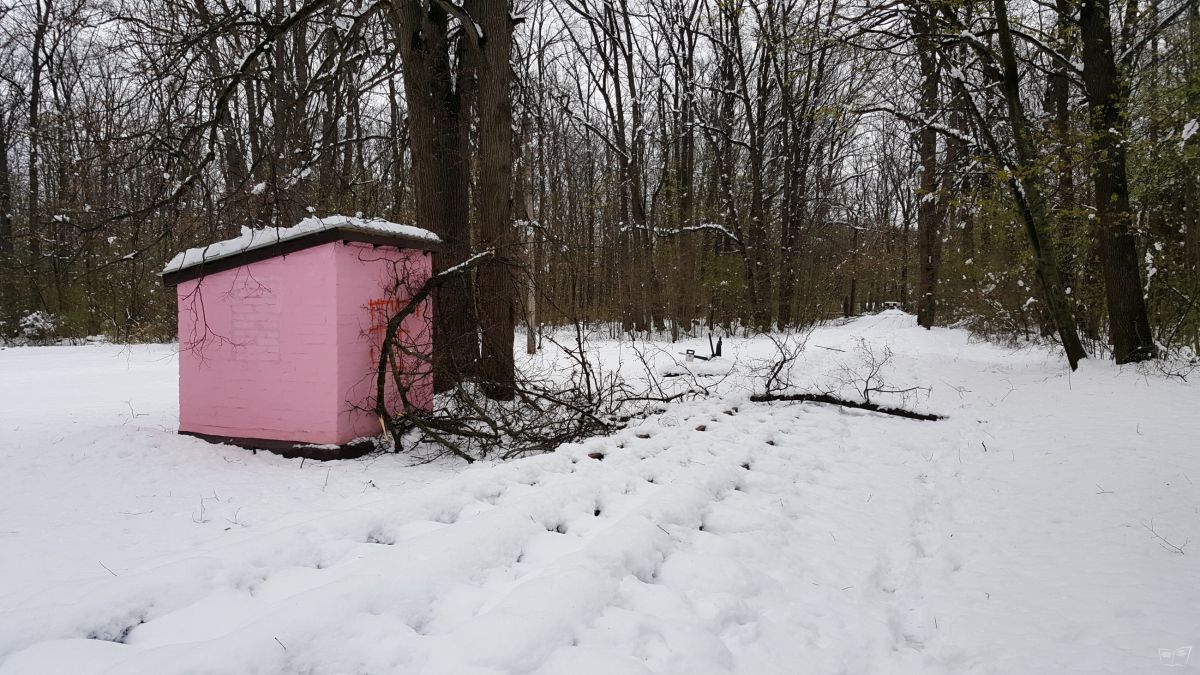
[1079,0,1156,363]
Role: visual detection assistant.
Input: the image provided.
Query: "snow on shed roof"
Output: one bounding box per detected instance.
[161,215,440,282]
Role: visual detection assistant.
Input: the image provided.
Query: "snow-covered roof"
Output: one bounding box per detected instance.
[162,215,441,276]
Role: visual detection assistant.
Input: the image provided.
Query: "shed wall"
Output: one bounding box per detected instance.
[334,242,434,442]
[176,244,340,443]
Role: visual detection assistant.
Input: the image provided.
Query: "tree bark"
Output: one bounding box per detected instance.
[1079,0,1156,363]
[0,117,15,334]
[911,5,941,329]
[1187,0,1200,277]
[469,0,518,399]
[27,0,49,311]
[389,3,480,391]
[991,0,1087,368]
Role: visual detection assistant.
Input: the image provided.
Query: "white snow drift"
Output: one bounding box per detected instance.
[0,313,1197,674]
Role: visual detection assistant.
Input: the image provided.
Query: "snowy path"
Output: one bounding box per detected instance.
[1,316,1198,673]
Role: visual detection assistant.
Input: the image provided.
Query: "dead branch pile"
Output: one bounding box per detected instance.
[374,255,708,462]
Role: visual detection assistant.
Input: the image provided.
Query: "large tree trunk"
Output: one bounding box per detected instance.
[319,10,344,205]
[269,0,297,228]
[389,3,479,392]
[1079,0,1156,363]
[27,0,49,311]
[1046,0,1078,296]
[1187,1,1200,279]
[0,118,14,335]
[911,5,941,328]
[991,0,1087,369]
[469,0,517,399]
[744,8,774,330]
[616,0,662,331]
[774,0,831,329]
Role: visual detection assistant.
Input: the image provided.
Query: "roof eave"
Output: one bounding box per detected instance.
[161,227,441,287]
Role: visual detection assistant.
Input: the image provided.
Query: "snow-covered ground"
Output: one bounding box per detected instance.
[1,312,1197,674]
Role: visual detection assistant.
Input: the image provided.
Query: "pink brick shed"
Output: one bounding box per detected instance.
[162,215,439,459]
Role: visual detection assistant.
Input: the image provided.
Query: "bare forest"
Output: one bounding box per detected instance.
[0,0,1197,381]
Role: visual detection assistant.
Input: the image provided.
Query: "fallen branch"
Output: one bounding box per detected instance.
[374,249,495,463]
[377,276,716,462]
[748,392,945,421]
[1144,520,1188,555]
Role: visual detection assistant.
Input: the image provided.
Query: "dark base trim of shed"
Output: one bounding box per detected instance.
[180,431,378,461]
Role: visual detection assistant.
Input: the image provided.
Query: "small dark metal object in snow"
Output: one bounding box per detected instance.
[680,335,725,362]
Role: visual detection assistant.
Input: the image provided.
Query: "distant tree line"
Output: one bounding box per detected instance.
[0,0,1196,376]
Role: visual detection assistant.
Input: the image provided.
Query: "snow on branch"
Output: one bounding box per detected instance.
[438,249,496,277]
[621,222,742,245]
[854,105,976,147]
[430,0,483,47]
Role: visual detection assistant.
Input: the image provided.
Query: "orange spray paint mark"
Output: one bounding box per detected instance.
[368,298,405,362]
